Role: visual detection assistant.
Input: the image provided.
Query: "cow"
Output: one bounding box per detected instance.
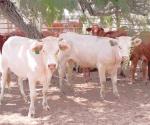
[41,30,59,37]
[130,37,150,84]
[115,36,134,77]
[85,25,129,79]
[86,24,105,36]
[0,36,59,117]
[86,24,128,38]
[57,32,122,99]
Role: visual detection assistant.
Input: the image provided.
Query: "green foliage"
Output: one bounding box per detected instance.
[115,0,130,13]
[17,0,78,25]
[95,0,108,8]
[100,16,113,27]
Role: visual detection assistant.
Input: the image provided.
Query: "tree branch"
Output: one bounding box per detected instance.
[0,0,43,39]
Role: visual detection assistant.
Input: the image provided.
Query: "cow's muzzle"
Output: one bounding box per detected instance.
[48,64,56,72]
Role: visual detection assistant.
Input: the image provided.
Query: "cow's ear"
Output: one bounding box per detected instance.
[32,43,43,54]
[86,28,92,32]
[132,38,142,46]
[59,42,70,51]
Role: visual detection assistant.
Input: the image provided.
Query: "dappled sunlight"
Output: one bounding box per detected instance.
[74,82,98,93]
[48,86,60,93]
[1,70,150,124]
[5,103,17,106]
[66,96,88,106]
[139,103,150,108]
[0,113,38,125]
[75,73,84,78]
[50,95,60,100]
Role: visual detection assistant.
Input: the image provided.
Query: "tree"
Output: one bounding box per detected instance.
[0,0,42,39]
[16,0,79,25]
[78,0,150,30]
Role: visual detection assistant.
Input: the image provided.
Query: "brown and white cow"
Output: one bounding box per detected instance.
[85,25,129,79]
[130,36,150,84]
[86,24,128,38]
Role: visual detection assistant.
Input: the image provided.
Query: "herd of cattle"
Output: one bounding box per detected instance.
[0,25,150,117]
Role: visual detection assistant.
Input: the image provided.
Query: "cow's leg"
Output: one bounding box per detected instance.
[120,57,129,77]
[148,61,150,80]
[18,78,28,103]
[130,57,139,84]
[120,62,126,77]
[0,68,9,104]
[58,62,66,93]
[110,67,119,97]
[28,78,36,117]
[42,76,52,111]
[97,65,106,99]
[66,62,73,87]
[141,60,148,83]
[83,68,91,82]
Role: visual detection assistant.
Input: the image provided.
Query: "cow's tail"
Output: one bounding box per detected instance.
[6,70,11,88]
[0,53,11,88]
[110,39,122,64]
[0,52,2,73]
[112,46,122,65]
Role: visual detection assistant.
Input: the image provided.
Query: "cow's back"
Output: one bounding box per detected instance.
[59,32,121,67]
[2,36,36,78]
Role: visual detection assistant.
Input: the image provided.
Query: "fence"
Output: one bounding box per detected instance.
[0,15,83,35]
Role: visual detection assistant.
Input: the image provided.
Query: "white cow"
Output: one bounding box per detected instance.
[0,36,59,117]
[116,36,142,77]
[116,36,133,76]
[57,32,122,98]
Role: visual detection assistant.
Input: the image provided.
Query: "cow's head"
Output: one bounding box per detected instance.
[32,42,43,54]
[86,24,104,36]
[32,37,59,72]
[131,38,142,47]
[117,36,133,58]
[58,38,71,51]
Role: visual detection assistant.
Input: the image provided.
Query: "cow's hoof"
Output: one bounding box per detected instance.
[0,98,4,105]
[43,105,50,111]
[128,80,135,84]
[142,80,148,85]
[115,94,120,99]
[28,112,35,118]
[99,95,105,101]
[68,85,74,93]
[114,92,120,99]
[60,91,66,97]
[100,93,105,100]
[23,96,29,104]
[0,101,2,105]
[106,77,111,81]
[120,72,126,77]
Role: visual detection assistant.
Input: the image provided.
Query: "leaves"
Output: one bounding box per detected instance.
[16,0,78,25]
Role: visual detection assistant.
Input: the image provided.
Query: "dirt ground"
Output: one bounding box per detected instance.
[1,70,150,125]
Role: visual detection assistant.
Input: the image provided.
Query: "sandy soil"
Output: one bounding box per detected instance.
[0,70,150,125]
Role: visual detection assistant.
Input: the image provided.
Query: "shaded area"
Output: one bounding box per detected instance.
[0,71,150,125]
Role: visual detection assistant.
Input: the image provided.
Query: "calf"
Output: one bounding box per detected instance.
[86,24,128,38]
[130,38,150,83]
[58,32,122,98]
[86,25,128,78]
[0,36,59,117]
[86,24,105,36]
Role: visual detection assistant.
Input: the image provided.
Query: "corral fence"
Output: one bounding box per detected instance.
[0,14,149,36]
[0,15,83,35]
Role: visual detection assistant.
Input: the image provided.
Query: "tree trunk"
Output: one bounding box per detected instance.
[115,5,120,28]
[0,0,43,39]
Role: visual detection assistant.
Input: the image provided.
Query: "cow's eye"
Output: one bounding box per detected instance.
[55,50,59,56]
[119,46,122,49]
